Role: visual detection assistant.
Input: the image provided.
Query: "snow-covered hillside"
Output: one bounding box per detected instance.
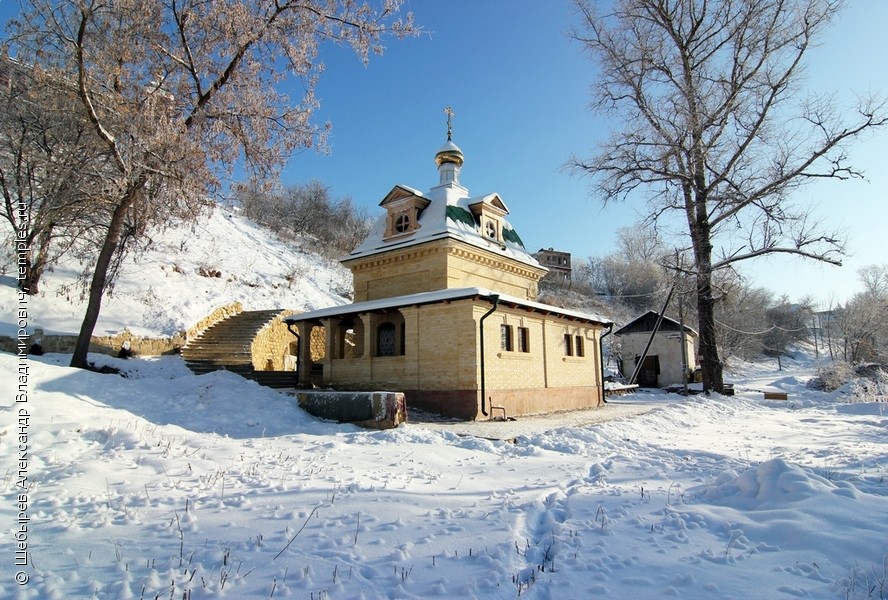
[1,204,352,338]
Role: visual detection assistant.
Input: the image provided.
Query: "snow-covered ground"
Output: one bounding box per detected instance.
[2,349,886,599]
[2,209,887,598]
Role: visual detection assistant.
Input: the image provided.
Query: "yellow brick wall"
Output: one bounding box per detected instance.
[367,270,439,302]
[412,302,478,389]
[478,306,601,391]
[303,298,604,418]
[542,321,600,388]
[325,357,371,387]
[480,309,545,390]
[345,239,545,302]
[309,325,326,361]
[446,247,543,300]
[316,302,477,391]
[347,244,450,302]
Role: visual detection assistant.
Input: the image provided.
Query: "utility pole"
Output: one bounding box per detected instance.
[679,294,689,396]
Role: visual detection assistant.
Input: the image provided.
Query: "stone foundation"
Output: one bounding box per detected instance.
[404,386,604,421]
[293,390,407,429]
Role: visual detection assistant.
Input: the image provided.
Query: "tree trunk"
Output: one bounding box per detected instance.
[19,265,41,295]
[18,228,53,295]
[690,198,725,394]
[70,188,139,368]
[695,269,724,393]
[18,259,37,295]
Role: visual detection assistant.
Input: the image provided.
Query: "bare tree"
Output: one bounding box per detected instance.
[833,265,888,363]
[588,254,668,313]
[714,279,771,361]
[331,195,373,255]
[762,295,813,369]
[582,226,671,313]
[237,179,372,256]
[858,264,888,299]
[5,0,415,368]
[287,181,335,240]
[568,0,887,392]
[615,225,665,264]
[0,58,110,294]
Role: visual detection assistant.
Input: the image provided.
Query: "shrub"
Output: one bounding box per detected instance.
[811,361,856,392]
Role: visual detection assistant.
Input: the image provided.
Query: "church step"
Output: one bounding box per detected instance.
[185,362,252,373]
[246,371,298,388]
[180,350,252,358]
[181,346,252,354]
[183,356,252,364]
[180,308,293,386]
[182,355,250,363]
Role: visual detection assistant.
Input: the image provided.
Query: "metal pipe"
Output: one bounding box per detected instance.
[678,297,689,396]
[599,323,613,404]
[479,293,500,418]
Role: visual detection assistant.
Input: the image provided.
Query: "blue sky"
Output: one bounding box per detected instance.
[290,1,611,257]
[292,0,888,308]
[3,0,885,307]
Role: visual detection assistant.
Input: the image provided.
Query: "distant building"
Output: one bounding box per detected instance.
[285,118,611,420]
[614,311,698,388]
[534,248,572,283]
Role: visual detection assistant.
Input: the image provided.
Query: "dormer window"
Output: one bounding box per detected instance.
[469,194,509,245]
[386,207,418,239]
[379,185,431,241]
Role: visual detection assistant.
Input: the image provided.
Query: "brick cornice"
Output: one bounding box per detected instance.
[344,239,546,281]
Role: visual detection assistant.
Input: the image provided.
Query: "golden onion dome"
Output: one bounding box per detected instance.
[434,139,464,167]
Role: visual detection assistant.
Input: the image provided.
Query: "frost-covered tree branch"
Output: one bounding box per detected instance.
[568,0,887,392]
[4,0,417,368]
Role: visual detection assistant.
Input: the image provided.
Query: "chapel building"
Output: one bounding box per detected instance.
[286,122,611,420]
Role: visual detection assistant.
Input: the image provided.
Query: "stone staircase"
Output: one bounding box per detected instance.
[181,309,297,388]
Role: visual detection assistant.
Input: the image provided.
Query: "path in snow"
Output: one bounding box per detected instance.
[408,399,663,440]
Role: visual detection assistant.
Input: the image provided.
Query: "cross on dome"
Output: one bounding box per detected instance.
[434,107,464,183]
[444,106,455,141]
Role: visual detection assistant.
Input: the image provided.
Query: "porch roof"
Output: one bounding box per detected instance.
[285,287,612,326]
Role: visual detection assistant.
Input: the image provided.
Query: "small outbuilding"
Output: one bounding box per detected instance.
[614,311,698,388]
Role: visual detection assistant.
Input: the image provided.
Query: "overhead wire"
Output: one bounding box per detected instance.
[714,319,809,336]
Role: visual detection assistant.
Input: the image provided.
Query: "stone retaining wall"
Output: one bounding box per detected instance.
[0,301,242,358]
[186,301,243,341]
[1,303,305,370]
[0,327,186,357]
[251,309,298,371]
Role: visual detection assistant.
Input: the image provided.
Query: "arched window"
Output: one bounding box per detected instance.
[377,322,396,356]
